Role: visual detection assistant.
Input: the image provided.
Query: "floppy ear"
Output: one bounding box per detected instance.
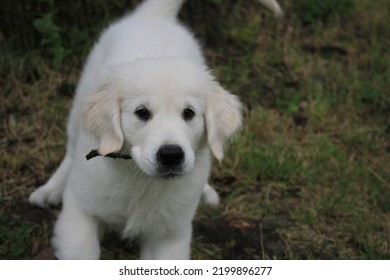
[205,82,242,162]
[82,85,124,155]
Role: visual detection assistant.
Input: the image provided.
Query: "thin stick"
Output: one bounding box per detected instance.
[85,149,132,161]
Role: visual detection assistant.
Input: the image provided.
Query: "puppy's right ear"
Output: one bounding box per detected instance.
[83,85,124,156]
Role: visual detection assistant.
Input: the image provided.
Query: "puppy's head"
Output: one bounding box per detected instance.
[83,59,242,178]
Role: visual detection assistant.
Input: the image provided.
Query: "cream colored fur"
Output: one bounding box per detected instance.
[29,0,282,259]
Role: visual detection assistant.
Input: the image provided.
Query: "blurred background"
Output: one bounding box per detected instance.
[1,0,389,259]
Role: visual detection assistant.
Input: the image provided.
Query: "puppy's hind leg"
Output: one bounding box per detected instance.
[201,183,220,206]
[29,154,71,207]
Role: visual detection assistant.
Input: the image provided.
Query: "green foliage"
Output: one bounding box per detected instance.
[276,91,301,113]
[33,11,67,69]
[0,217,33,259]
[293,0,355,25]
[246,146,303,182]
[31,0,69,69]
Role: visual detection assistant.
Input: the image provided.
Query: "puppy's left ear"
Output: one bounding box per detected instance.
[205,82,243,162]
[83,85,124,156]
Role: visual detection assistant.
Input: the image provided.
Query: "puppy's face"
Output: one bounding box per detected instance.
[83,59,242,179]
[121,79,206,178]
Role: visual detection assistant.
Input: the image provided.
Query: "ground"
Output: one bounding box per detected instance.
[1,0,389,259]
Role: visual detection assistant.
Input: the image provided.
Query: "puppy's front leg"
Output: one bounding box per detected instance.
[140,226,192,260]
[52,188,101,259]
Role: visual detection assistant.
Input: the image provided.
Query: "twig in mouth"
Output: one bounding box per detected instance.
[85,149,132,161]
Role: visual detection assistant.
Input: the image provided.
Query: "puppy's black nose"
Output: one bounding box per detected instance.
[157,145,184,168]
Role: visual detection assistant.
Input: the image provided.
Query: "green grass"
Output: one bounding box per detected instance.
[1,0,389,259]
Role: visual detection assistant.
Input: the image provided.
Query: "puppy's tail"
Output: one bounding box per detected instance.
[134,0,186,20]
[135,0,283,20]
[257,0,284,18]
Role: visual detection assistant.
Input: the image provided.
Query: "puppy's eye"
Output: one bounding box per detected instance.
[182,107,195,121]
[135,107,151,121]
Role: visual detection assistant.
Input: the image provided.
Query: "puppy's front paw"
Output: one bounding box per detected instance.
[29,185,62,207]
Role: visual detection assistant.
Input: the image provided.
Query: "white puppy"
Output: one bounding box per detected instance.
[29,0,281,259]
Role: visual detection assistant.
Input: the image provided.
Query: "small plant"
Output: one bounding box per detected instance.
[33,1,68,68]
[293,0,355,25]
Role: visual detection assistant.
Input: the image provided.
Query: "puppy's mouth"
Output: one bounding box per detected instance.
[157,167,184,180]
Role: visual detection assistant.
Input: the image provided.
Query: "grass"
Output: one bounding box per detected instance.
[1,0,389,259]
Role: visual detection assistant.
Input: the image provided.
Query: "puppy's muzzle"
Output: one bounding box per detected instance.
[157,145,185,178]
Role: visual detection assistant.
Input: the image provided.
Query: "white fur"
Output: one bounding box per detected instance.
[257,0,284,18]
[29,0,280,260]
